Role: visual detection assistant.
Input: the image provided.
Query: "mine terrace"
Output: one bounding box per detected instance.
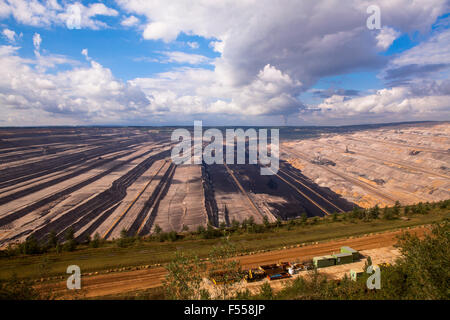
[0,121,448,248]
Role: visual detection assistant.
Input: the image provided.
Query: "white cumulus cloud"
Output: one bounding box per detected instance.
[121,15,139,27]
[2,28,17,42]
[376,27,401,50]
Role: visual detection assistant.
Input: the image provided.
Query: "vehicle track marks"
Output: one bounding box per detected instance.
[101,160,169,239]
[283,145,397,205]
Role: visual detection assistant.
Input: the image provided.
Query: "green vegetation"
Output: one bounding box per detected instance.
[207,240,242,300]
[0,275,40,300]
[253,219,450,300]
[96,219,450,300]
[0,200,448,282]
[163,251,207,300]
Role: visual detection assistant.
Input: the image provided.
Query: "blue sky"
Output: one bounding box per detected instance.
[0,1,449,126]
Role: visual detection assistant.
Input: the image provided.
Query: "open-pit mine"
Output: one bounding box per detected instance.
[0,122,448,247]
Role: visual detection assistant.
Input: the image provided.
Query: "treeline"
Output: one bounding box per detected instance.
[1,227,103,257]
[343,199,447,221]
[1,210,448,300]
[2,199,449,257]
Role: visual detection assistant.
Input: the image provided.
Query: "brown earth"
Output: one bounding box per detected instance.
[37,225,429,299]
[282,122,450,208]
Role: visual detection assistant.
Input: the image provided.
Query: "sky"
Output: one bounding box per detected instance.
[0,0,449,126]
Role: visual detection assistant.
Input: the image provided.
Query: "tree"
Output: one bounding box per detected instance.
[391,220,450,299]
[63,227,77,252]
[164,251,207,300]
[275,219,282,228]
[19,235,42,255]
[241,218,249,230]
[287,219,296,230]
[262,215,270,228]
[90,232,101,248]
[414,202,426,214]
[231,219,240,230]
[46,231,58,249]
[196,225,205,234]
[383,206,394,220]
[361,209,369,221]
[208,240,242,300]
[257,282,274,299]
[392,201,401,217]
[301,213,308,224]
[370,204,380,219]
[154,224,162,235]
[120,228,128,239]
[167,231,178,242]
[404,205,410,216]
[351,206,360,219]
[65,227,75,241]
[117,228,133,246]
[201,224,221,239]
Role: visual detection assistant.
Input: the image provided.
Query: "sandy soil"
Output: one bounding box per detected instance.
[152,164,208,233]
[282,123,450,208]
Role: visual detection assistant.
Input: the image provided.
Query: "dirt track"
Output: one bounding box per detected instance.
[40,226,429,299]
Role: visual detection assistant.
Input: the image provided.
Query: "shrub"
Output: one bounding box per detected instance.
[300,213,307,224]
[63,240,77,252]
[383,206,395,220]
[392,201,401,217]
[262,215,270,228]
[369,205,380,219]
[90,233,101,248]
[0,275,40,300]
[196,225,206,234]
[62,227,77,251]
[201,224,222,239]
[403,205,410,216]
[231,219,240,230]
[287,219,296,230]
[117,228,136,247]
[154,224,162,235]
[257,282,274,299]
[19,235,42,255]
[46,231,58,249]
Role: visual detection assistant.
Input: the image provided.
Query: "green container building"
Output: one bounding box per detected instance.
[340,246,359,261]
[333,252,353,265]
[313,255,336,268]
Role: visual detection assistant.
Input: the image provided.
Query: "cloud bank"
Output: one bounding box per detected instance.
[0,0,449,125]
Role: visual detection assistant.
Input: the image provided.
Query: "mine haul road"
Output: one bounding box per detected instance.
[38,226,430,298]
